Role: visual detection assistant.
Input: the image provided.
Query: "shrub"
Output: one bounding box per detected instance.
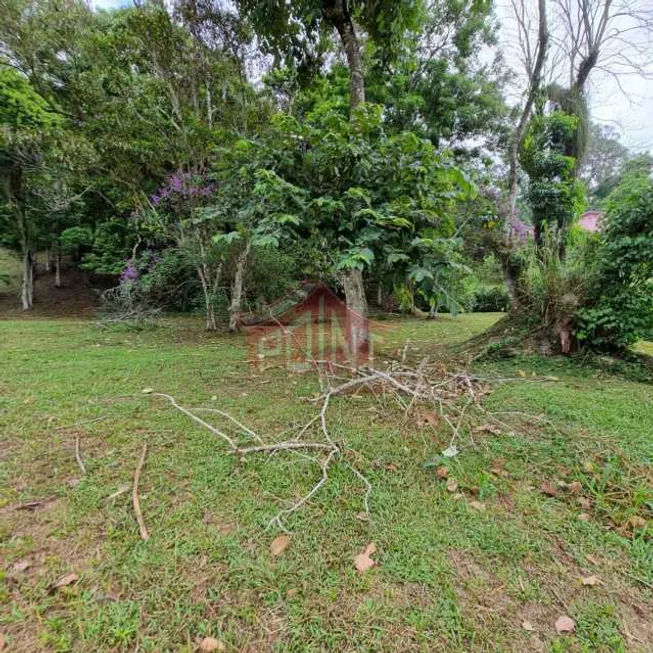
[576,174,653,351]
[471,286,511,312]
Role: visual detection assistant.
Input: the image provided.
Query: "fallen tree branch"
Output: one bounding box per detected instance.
[132,443,149,541]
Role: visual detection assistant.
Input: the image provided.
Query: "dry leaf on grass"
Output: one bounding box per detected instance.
[578,513,591,522]
[354,542,377,573]
[554,616,575,634]
[569,480,582,495]
[199,636,225,652]
[522,621,535,632]
[270,535,291,557]
[286,588,298,598]
[12,559,31,572]
[50,572,79,591]
[142,388,154,394]
[577,496,592,509]
[540,482,558,497]
[435,466,449,479]
[469,500,486,512]
[628,515,647,529]
[446,479,459,493]
[581,575,602,586]
[355,511,369,521]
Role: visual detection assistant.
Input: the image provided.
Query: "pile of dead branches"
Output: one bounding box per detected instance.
[149,358,560,533]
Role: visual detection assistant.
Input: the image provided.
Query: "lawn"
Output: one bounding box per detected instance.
[1,315,651,652]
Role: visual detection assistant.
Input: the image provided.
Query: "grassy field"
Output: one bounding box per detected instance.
[1,314,652,652]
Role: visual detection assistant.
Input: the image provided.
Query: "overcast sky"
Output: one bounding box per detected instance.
[92,0,653,152]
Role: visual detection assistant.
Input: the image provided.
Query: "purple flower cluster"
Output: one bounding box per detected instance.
[151,169,216,207]
[510,219,534,243]
[120,261,139,283]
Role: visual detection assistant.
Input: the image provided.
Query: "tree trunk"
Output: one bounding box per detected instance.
[343,268,369,361]
[197,261,222,332]
[507,0,549,222]
[55,249,62,288]
[8,165,32,310]
[21,249,33,310]
[323,0,365,111]
[323,0,369,343]
[229,241,251,333]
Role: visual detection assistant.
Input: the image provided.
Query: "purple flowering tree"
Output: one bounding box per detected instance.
[145,168,225,330]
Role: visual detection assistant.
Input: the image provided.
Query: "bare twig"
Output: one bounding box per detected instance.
[53,416,107,432]
[75,435,86,475]
[132,443,149,541]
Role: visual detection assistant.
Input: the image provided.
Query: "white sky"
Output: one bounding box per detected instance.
[92,0,653,152]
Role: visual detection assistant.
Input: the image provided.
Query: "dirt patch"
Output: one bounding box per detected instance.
[0,267,103,319]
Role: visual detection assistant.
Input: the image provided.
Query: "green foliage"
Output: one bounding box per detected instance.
[471,286,511,312]
[0,68,61,132]
[520,111,585,244]
[576,173,653,351]
[264,104,475,311]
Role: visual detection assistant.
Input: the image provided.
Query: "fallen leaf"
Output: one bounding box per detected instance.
[51,572,79,591]
[569,481,582,495]
[199,637,225,652]
[578,513,591,522]
[442,445,459,458]
[67,478,81,488]
[286,588,298,598]
[354,542,377,573]
[582,461,595,473]
[581,575,602,586]
[142,388,154,394]
[522,620,535,632]
[490,466,509,478]
[585,554,600,565]
[628,515,647,529]
[211,395,218,401]
[452,492,464,500]
[555,616,575,634]
[12,559,31,572]
[540,482,558,498]
[469,500,486,512]
[270,535,291,557]
[355,511,369,521]
[517,369,527,377]
[446,479,459,493]
[436,466,449,479]
[385,463,399,472]
[472,424,502,435]
[578,496,592,509]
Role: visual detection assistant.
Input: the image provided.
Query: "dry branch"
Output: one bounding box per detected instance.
[75,435,86,475]
[132,443,149,541]
[146,357,553,533]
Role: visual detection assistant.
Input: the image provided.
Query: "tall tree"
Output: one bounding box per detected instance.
[236,0,424,330]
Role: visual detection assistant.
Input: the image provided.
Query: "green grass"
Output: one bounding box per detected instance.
[1,315,651,652]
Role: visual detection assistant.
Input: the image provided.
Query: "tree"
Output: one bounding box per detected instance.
[580,123,630,204]
[236,0,424,332]
[0,67,64,309]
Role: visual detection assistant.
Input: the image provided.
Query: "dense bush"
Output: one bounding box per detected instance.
[471,286,511,312]
[576,174,653,350]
